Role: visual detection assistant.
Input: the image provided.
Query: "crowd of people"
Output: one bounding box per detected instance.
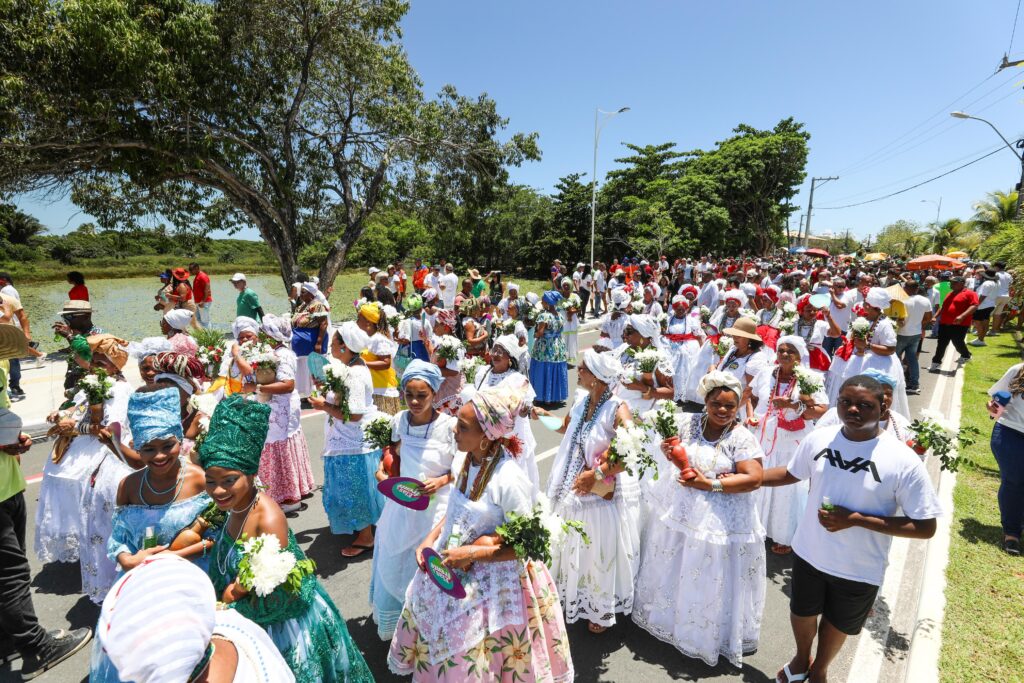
[3,248,1019,683]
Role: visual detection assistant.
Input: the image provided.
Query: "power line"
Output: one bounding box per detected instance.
[1011,0,1022,56]
[816,147,1005,210]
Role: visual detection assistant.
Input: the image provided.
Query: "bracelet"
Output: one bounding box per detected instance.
[710,479,724,493]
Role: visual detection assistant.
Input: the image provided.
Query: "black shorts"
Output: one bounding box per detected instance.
[790,554,879,635]
[972,307,994,322]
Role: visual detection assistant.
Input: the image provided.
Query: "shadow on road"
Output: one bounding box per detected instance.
[957,517,1004,546]
[30,560,81,596]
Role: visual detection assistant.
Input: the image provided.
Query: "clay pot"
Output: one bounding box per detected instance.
[437,358,447,369]
[665,436,697,481]
[254,367,276,385]
[382,445,401,478]
[906,439,928,456]
[89,403,104,425]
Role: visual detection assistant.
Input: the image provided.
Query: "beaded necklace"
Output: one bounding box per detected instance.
[405,408,438,438]
[139,457,187,506]
[214,492,259,577]
[554,388,611,502]
[758,367,796,457]
[695,412,734,474]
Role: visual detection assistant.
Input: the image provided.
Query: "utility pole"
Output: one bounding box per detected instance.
[804,176,839,246]
[796,213,806,245]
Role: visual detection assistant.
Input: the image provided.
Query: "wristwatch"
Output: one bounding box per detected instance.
[593,465,606,482]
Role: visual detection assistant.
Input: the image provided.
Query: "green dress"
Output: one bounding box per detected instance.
[210,529,374,682]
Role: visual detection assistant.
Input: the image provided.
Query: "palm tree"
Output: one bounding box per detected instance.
[0,204,46,244]
[971,190,1018,234]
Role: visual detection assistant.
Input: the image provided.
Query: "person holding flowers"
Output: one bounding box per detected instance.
[291,282,330,400]
[200,394,373,682]
[530,291,569,406]
[558,277,582,365]
[545,348,642,635]
[356,301,402,414]
[745,336,828,554]
[370,360,458,640]
[388,373,574,681]
[632,371,766,668]
[684,317,770,414]
[424,308,465,415]
[206,316,260,397]
[664,295,703,403]
[788,294,832,371]
[246,314,315,514]
[309,321,385,558]
[460,296,490,358]
[615,314,674,415]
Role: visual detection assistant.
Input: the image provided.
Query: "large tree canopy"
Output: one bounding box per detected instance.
[0,0,539,288]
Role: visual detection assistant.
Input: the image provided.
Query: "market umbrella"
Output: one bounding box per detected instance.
[885,284,910,303]
[804,248,830,257]
[863,252,888,261]
[906,254,966,271]
[946,250,969,259]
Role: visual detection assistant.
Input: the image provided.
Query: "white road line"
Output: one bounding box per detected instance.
[846,348,959,683]
[535,445,560,463]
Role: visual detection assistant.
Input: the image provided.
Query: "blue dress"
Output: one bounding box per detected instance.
[529,310,569,403]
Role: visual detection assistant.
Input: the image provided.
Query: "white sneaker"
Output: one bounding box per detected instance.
[968,339,987,347]
[929,363,941,372]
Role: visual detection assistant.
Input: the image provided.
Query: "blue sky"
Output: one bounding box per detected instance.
[13,0,1024,242]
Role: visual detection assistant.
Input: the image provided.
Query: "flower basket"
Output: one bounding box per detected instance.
[89,403,104,425]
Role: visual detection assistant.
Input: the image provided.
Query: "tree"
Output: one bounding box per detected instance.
[971,190,1019,234]
[872,220,927,257]
[922,218,979,254]
[519,173,588,273]
[0,204,46,244]
[0,0,539,290]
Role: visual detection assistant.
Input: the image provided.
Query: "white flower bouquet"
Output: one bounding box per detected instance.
[642,399,679,440]
[196,341,227,375]
[849,317,872,341]
[382,305,402,330]
[77,369,115,405]
[321,360,352,423]
[739,308,758,321]
[781,302,797,317]
[604,423,656,480]
[699,306,711,324]
[496,319,518,335]
[240,340,279,370]
[657,312,669,330]
[495,492,589,566]
[234,533,315,597]
[628,347,665,374]
[461,356,485,385]
[560,293,582,311]
[713,336,734,358]
[187,392,220,452]
[778,317,795,334]
[434,335,463,365]
[793,366,825,396]
[907,409,981,472]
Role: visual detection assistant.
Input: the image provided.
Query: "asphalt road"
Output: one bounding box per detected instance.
[1,327,954,683]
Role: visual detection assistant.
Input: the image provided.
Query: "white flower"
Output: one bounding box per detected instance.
[782,302,797,315]
[850,317,871,337]
[632,348,665,373]
[241,534,296,597]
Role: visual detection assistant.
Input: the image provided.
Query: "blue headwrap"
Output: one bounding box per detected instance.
[542,290,563,308]
[128,388,183,447]
[861,368,897,389]
[401,359,444,392]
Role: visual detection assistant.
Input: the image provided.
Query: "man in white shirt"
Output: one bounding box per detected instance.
[895,280,932,394]
[970,269,999,346]
[992,260,1014,335]
[696,256,711,275]
[592,264,607,317]
[439,263,459,309]
[762,374,941,683]
[696,271,720,310]
[424,264,441,293]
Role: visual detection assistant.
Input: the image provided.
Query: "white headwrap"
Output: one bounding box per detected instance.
[300,281,320,296]
[740,282,757,298]
[723,290,747,306]
[628,314,661,341]
[507,282,520,293]
[671,294,689,306]
[336,320,370,354]
[645,282,662,298]
[128,336,173,360]
[232,316,260,340]
[583,348,624,386]
[525,292,540,306]
[775,334,810,366]
[611,289,631,311]
[697,370,743,401]
[423,288,439,303]
[492,334,526,365]
[98,555,216,683]
[260,314,293,344]
[865,287,892,310]
[163,309,193,331]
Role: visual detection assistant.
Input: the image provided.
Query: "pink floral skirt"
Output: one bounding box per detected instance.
[387,562,574,682]
[257,431,315,504]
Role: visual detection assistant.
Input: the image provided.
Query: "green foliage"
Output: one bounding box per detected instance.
[870,219,929,257]
[189,326,227,350]
[971,190,1018,234]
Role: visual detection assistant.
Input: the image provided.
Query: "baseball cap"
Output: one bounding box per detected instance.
[0,409,23,447]
[229,273,246,282]
[368,267,380,276]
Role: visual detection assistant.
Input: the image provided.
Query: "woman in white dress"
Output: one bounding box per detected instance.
[470,334,540,488]
[546,348,642,634]
[826,287,908,418]
[641,283,664,319]
[745,336,828,554]
[36,334,138,604]
[787,294,832,372]
[684,317,773,412]
[663,296,704,403]
[632,371,766,668]
[309,321,385,558]
[206,316,259,398]
[708,290,746,333]
[369,360,457,640]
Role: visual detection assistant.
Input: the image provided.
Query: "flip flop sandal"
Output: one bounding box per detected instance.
[341,543,374,558]
[776,664,808,682]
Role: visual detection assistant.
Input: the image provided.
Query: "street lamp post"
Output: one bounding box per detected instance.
[590,107,630,266]
[950,111,1024,218]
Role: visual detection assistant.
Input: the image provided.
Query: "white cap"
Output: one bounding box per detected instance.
[0,409,23,447]
[368,267,380,276]
[229,272,246,282]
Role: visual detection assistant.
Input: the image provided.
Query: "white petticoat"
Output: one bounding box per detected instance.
[35,435,108,564]
[80,454,133,604]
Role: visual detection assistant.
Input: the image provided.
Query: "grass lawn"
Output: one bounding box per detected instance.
[940,331,1024,683]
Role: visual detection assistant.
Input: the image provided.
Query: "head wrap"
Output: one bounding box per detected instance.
[98,555,216,683]
[336,321,370,354]
[260,314,293,344]
[422,288,439,303]
[401,359,444,392]
[559,276,573,289]
[492,334,526,365]
[198,394,270,475]
[740,282,757,298]
[645,282,661,298]
[128,336,173,360]
[861,368,897,388]
[507,282,520,293]
[678,285,699,299]
[358,302,382,325]
[671,294,689,307]
[88,334,129,370]
[611,289,631,311]
[697,370,743,401]
[405,294,423,311]
[865,287,892,310]
[232,316,260,340]
[764,286,780,302]
[723,290,746,306]
[525,292,540,306]
[0,409,23,447]
[162,309,193,332]
[128,388,183,447]
[775,335,810,366]
[583,348,624,386]
[542,290,563,308]
[628,314,660,341]
[470,373,530,442]
[300,282,320,296]
[434,308,457,330]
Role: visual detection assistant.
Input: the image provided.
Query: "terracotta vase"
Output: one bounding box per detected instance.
[437,358,448,369]
[906,438,928,456]
[89,403,104,425]
[382,445,401,478]
[254,366,276,385]
[665,436,697,481]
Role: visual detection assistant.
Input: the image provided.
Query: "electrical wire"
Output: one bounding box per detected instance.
[816,147,1007,210]
[1011,0,1022,57]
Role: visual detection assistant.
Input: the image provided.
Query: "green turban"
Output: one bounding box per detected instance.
[198,394,270,475]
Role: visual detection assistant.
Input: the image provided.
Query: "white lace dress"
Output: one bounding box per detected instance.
[663,313,702,401]
[632,413,766,668]
[369,410,458,640]
[473,367,539,488]
[545,393,641,627]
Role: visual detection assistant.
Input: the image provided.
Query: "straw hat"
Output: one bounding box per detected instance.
[722,317,762,341]
[61,299,92,314]
[0,325,30,361]
[468,268,482,280]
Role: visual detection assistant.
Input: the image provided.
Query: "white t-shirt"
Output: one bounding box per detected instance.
[594,270,606,293]
[572,271,582,290]
[439,273,459,308]
[579,273,592,292]
[425,272,440,291]
[977,280,998,310]
[788,426,942,586]
[828,289,859,333]
[990,363,1024,434]
[996,271,1013,298]
[899,295,932,336]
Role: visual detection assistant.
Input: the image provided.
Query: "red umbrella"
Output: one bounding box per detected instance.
[804,248,830,257]
[906,255,966,271]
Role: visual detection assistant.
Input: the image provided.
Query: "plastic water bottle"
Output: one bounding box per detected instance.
[992,390,1012,420]
[821,496,835,512]
[143,526,157,549]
